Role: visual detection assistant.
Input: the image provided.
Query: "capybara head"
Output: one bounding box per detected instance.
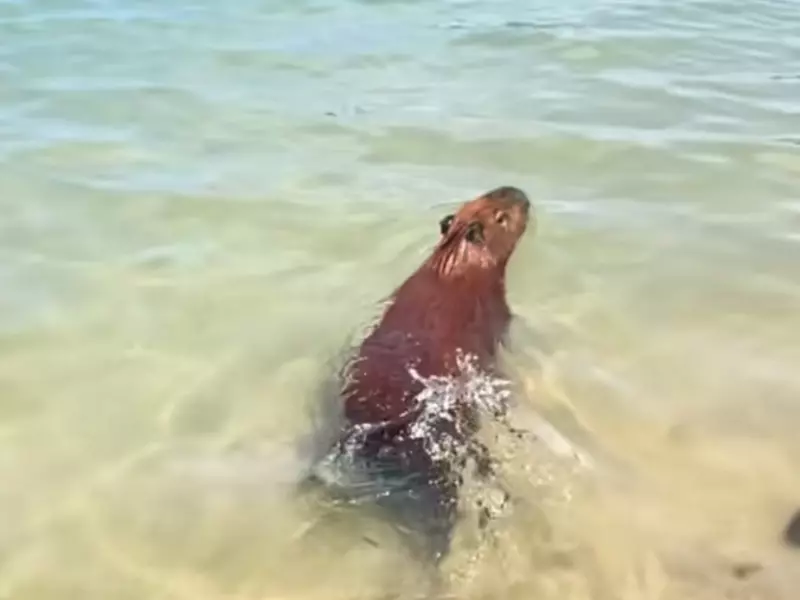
[433,186,531,276]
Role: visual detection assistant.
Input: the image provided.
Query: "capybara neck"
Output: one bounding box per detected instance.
[426,231,512,280]
[372,257,511,376]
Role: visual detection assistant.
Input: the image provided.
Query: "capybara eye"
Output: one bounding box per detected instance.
[439,214,454,235]
[465,222,484,244]
[495,212,509,226]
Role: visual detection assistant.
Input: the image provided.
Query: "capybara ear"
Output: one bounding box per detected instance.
[465,222,484,244]
[439,214,454,235]
[784,509,800,548]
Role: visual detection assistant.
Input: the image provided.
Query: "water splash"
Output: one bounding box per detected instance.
[307,345,594,534]
[309,349,526,517]
[405,349,513,465]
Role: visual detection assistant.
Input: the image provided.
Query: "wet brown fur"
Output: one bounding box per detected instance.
[337,186,532,494]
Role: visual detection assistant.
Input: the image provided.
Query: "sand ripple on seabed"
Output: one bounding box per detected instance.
[2,344,797,600]
[274,345,800,600]
[437,346,800,600]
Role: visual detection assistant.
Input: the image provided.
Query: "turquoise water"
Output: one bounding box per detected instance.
[1,1,799,598]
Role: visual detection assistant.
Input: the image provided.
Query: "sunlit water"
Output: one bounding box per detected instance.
[1,0,800,598]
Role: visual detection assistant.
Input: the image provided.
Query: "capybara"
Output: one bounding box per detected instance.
[322,185,531,560]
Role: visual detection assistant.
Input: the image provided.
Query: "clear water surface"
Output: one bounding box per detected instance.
[1,0,799,598]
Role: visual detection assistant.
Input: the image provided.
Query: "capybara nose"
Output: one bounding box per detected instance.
[491,186,530,210]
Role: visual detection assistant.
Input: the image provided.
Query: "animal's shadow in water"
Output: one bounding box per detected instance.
[784,509,800,548]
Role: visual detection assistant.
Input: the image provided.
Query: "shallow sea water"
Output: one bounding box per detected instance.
[1,0,799,598]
